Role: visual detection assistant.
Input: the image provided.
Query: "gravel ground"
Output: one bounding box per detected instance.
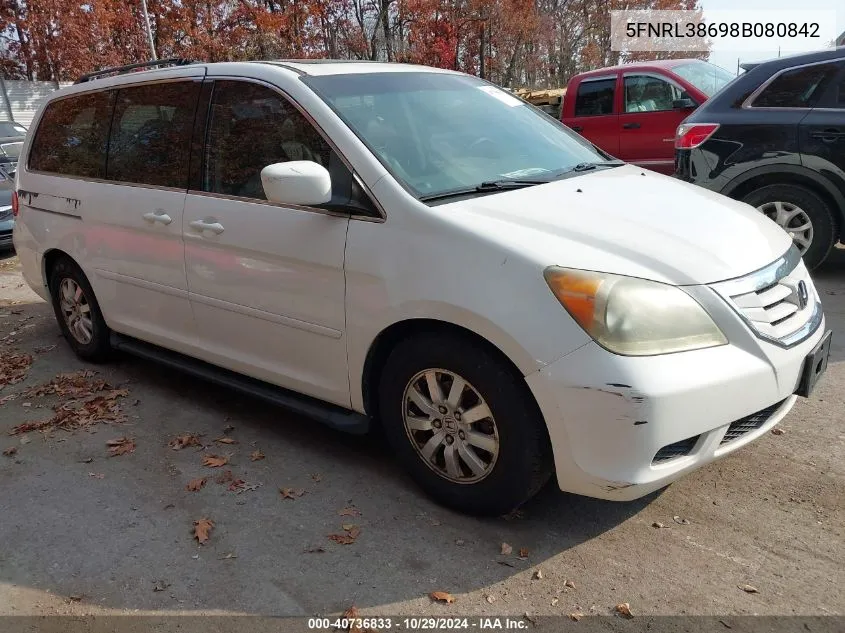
[0,249,843,618]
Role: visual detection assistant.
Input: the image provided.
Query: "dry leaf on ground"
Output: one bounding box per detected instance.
[107,437,135,457]
[564,580,576,589]
[169,434,201,450]
[738,584,759,593]
[214,437,238,444]
[533,569,543,580]
[10,382,128,436]
[615,603,634,619]
[429,591,455,604]
[485,594,496,604]
[250,449,264,461]
[673,515,691,525]
[343,606,359,619]
[222,424,235,434]
[0,352,33,388]
[500,542,513,555]
[202,454,229,468]
[228,479,246,491]
[305,546,326,553]
[186,477,207,491]
[518,547,529,559]
[339,506,361,517]
[311,473,322,482]
[2,446,17,456]
[88,472,104,479]
[328,524,361,545]
[280,487,306,500]
[193,518,214,544]
[569,613,584,621]
[215,469,234,484]
[771,428,785,435]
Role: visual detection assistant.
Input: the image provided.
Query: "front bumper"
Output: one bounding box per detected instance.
[526,316,826,501]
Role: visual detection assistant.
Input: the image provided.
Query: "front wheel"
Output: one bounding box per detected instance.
[378,333,553,516]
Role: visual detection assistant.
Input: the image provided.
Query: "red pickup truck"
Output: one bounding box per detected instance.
[560,59,734,174]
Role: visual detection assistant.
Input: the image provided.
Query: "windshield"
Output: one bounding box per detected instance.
[304,72,608,200]
[0,122,26,137]
[672,61,735,97]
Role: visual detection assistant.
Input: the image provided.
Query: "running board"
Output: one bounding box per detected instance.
[110,333,370,435]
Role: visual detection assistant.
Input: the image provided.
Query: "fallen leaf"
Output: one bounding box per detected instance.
[219,552,237,560]
[79,457,93,463]
[771,428,785,436]
[214,437,238,444]
[250,449,264,461]
[551,597,559,606]
[0,352,33,387]
[341,523,355,531]
[719,620,733,629]
[34,345,57,355]
[568,613,584,621]
[500,542,513,555]
[533,569,543,580]
[152,581,170,592]
[228,479,246,491]
[186,477,207,492]
[564,580,576,589]
[280,487,306,500]
[88,472,104,479]
[202,454,229,468]
[328,533,356,545]
[215,469,234,484]
[673,515,690,525]
[223,424,235,434]
[311,473,322,482]
[339,506,361,517]
[66,594,84,603]
[429,591,454,604]
[615,603,634,619]
[2,446,16,456]
[193,518,214,544]
[518,547,529,559]
[343,605,359,620]
[305,546,326,553]
[738,584,759,594]
[107,437,135,457]
[652,522,668,529]
[169,434,201,450]
[485,594,496,603]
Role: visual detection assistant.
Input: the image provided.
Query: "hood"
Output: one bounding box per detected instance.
[445,165,791,285]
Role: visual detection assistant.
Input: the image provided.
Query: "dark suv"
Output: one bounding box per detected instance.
[675,48,845,269]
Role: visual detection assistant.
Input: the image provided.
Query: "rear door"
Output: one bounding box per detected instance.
[564,75,620,156]
[797,61,845,206]
[617,72,690,174]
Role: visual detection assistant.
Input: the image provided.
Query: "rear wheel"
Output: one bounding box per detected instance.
[378,333,553,516]
[741,184,836,270]
[48,256,111,361]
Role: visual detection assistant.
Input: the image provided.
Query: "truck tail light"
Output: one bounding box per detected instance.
[675,123,719,150]
[11,190,19,217]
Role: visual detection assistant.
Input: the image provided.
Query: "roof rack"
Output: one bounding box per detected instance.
[75,58,196,84]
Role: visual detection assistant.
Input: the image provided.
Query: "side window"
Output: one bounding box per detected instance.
[574,78,616,117]
[107,81,200,188]
[204,81,331,200]
[752,63,841,108]
[28,91,113,178]
[624,75,681,113]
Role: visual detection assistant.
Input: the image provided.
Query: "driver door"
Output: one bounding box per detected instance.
[182,79,352,407]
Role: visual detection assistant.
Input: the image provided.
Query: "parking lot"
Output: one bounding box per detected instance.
[1,249,843,618]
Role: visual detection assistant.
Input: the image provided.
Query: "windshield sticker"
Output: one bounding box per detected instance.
[478,85,522,107]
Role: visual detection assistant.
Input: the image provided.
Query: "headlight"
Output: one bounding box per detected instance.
[544,267,727,356]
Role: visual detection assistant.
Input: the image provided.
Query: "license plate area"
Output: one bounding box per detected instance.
[795,330,832,398]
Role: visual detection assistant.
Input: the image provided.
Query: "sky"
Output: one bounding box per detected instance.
[700,0,844,74]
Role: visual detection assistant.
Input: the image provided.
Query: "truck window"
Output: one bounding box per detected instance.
[574,78,615,117]
[624,75,682,113]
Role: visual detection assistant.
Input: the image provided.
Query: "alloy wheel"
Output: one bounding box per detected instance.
[757,200,814,254]
[58,278,93,344]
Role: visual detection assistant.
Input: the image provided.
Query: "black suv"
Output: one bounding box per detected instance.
[675,48,845,269]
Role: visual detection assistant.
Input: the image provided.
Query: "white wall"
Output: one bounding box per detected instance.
[0,80,73,129]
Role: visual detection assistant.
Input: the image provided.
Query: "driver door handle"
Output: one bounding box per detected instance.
[142,210,172,225]
[189,219,225,235]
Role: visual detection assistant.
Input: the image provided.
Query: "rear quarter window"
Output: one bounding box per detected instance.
[28,91,114,178]
[751,62,842,108]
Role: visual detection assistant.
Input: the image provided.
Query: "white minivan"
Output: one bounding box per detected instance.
[12,59,831,515]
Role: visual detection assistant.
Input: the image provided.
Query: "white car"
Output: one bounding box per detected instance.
[12,60,831,515]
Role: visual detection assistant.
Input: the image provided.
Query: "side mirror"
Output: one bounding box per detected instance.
[260,161,331,206]
[673,92,697,110]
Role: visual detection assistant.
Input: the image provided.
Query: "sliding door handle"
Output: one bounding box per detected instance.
[142,210,172,225]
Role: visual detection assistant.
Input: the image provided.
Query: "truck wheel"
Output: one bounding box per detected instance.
[742,184,836,270]
[378,333,553,516]
[48,256,112,362]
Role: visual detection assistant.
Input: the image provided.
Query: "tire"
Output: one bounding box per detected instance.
[378,333,553,516]
[48,256,112,362]
[741,184,836,270]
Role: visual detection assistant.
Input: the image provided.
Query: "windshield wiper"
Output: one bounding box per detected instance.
[419,179,548,203]
[570,160,625,172]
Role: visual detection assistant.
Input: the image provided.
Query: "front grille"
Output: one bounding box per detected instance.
[720,400,785,445]
[653,435,700,464]
[711,249,819,346]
